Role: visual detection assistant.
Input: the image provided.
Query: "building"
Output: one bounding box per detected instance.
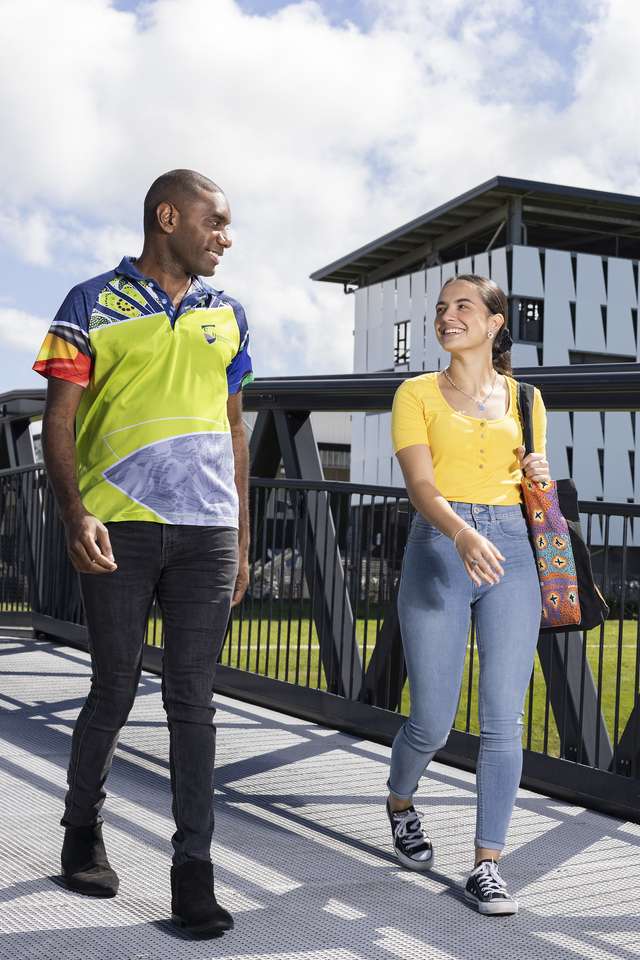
[312,176,640,542]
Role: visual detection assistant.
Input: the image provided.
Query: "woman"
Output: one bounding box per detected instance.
[386,274,549,916]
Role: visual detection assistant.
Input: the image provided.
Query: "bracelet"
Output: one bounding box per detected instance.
[453,525,473,548]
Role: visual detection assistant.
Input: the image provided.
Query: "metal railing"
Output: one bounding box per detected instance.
[2,462,639,822]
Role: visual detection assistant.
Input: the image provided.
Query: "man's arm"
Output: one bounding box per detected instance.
[227,391,249,606]
[42,377,117,575]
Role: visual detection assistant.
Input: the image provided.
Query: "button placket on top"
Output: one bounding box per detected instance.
[146,276,202,329]
[479,420,487,470]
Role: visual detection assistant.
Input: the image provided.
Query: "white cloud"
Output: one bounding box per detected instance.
[0,211,53,267]
[62,221,143,276]
[0,0,638,379]
[0,210,140,273]
[0,308,49,353]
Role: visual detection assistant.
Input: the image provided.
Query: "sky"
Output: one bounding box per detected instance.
[1,0,639,393]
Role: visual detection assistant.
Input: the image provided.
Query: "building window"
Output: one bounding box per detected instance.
[394,320,410,366]
[512,298,543,343]
[318,443,350,481]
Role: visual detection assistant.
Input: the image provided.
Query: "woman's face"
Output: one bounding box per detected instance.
[434,279,501,356]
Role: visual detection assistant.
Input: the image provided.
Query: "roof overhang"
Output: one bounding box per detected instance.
[0,389,47,423]
[311,176,640,288]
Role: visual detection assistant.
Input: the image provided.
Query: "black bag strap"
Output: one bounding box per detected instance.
[516,381,536,456]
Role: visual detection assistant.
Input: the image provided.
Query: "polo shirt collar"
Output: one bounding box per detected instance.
[115,256,219,298]
[115,256,146,281]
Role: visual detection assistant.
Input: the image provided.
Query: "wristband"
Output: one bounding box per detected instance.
[453,525,472,548]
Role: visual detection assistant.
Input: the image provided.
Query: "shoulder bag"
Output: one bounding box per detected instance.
[517,381,609,632]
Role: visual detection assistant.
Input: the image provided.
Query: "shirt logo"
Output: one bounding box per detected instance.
[202,323,235,348]
[201,324,217,344]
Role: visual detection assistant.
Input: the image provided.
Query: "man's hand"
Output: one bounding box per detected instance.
[231,555,249,607]
[65,512,117,575]
[42,378,116,575]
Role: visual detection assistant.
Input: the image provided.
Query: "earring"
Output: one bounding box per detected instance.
[487,332,494,339]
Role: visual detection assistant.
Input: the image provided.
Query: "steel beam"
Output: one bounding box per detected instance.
[362,595,406,710]
[249,409,281,478]
[243,366,640,413]
[273,411,362,699]
[364,204,509,286]
[537,631,613,769]
[4,368,640,418]
[611,701,640,779]
[522,203,640,230]
[507,197,523,246]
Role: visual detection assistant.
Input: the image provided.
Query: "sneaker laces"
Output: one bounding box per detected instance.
[474,861,507,897]
[393,809,428,851]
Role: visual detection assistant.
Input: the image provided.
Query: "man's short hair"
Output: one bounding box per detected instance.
[143,169,223,234]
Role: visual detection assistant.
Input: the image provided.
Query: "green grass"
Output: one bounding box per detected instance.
[453,621,639,757]
[5,598,636,761]
[219,605,639,759]
[0,602,31,613]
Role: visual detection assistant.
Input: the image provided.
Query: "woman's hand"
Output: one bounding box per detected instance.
[454,527,505,586]
[516,446,551,483]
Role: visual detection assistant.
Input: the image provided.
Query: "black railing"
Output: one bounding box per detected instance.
[241,364,640,412]
[2,462,639,822]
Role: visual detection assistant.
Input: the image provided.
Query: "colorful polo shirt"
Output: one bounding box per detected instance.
[33,257,254,527]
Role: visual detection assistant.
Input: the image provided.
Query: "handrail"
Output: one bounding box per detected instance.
[243,365,640,412]
[0,462,45,478]
[3,365,640,421]
[3,465,639,515]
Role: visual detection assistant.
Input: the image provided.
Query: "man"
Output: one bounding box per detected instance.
[33,169,253,937]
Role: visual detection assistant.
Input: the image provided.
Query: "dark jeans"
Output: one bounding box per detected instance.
[63,522,238,865]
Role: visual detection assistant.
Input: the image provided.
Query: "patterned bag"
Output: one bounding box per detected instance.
[517,382,609,632]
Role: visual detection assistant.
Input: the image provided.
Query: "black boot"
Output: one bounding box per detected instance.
[171,860,234,937]
[60,823,119,897]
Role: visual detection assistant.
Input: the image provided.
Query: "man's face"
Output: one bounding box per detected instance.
[168,189,232,277]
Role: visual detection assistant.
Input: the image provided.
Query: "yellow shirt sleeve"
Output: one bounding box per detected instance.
[392,380,430,454]
[532,387,547,457]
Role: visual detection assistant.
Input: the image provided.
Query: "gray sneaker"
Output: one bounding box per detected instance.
[385,799,434,871]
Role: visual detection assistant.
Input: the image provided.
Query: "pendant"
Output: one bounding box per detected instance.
[477,403,486,411]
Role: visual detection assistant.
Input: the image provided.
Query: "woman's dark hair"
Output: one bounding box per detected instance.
[441,273,512,375]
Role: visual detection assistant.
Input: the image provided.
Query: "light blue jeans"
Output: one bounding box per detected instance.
[389,502,541,851]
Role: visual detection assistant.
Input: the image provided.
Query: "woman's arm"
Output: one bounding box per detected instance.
[396,444,470,539]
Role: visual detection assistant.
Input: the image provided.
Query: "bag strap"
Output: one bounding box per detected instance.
[516,381,536,456]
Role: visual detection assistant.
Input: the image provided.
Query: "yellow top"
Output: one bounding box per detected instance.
[391,373,547,505]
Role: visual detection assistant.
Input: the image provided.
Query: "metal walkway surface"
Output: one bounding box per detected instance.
[1,629,639,960]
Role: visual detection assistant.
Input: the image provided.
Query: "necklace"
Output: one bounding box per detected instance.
[442,367,499,412]
[173,274,193,308]
[131,259,192,308]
